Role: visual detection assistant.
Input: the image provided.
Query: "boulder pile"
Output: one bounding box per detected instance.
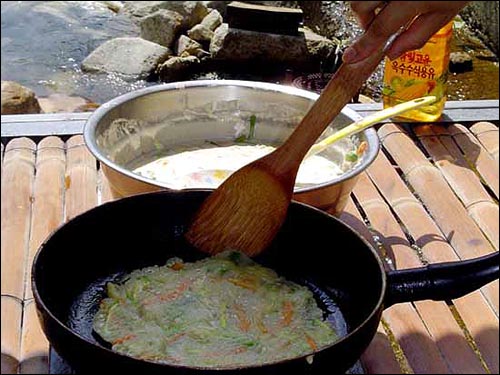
[81,1,341,82]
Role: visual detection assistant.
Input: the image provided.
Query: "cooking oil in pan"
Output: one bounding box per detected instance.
[304,279,349,338]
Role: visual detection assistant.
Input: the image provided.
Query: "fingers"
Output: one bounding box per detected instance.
[343,2,418,64]
[386,12,454,60]
[349,1,386,29]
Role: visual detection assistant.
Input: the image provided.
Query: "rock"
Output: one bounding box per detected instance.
[203,1,230,17]
[140,9,183,48]
[460,2,499,55]
[101,1,124,13]
[302,28,339,66]
[121,1,209,29]
[38,93,99,113]
[1,81,42,115]
[186,8,222,42]
[156,55,200,82]
[164,1,210,28]
[81,37,171,79]
[187,24,214,42]
[175,35,208,58]
[209,23,228,52]
[449,51,473,73]
[199,9,223,31]
[121,1,171,20]
[209,24,338,70]
[295,1,380,94]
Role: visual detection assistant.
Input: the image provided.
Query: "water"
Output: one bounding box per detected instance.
[448,19,500,100]
[1,1,150,104]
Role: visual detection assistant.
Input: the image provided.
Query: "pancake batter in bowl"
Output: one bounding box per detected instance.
[133,142,360,190]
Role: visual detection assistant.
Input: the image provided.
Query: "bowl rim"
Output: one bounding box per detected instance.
[83,80,380,193]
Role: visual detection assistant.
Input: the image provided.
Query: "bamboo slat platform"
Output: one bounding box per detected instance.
[1,119,498,374]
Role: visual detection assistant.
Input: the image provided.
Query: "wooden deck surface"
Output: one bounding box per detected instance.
[1,120,498,374]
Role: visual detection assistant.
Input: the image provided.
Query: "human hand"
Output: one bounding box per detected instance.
[343,1,469,64]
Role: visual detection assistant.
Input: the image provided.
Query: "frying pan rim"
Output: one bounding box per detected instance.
[31,189,388,371]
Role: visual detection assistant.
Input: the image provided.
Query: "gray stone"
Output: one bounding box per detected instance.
[82,37,171,79]
[185,9,222,43]
[175,35,208,58]
[187,24,214,42]
[203,1,230,17]
[302,28,339,62]
[157,55,200,82]
[121,1,209,29]
[461,2,499,55]
[200,9,223,30]
[140,9,183,48]
[298,1,362,43]
[121,1,168,20]
[164,1,210,28]
[102,1,124,13]
[1,81,42,115]
[209,24,338,70]
[209,24,229,53]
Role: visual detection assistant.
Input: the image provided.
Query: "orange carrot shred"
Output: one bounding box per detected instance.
[282,300,294,326]
[357,141,368,156]
[234,304,251,332]
[305,333,318,351]
[228,277,257,291]
[113,334,135,345]
[142,280,191,305]
[170,262,184,271]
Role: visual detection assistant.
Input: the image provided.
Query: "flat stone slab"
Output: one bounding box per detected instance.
[226,1,303,35]
[210,24,337,70]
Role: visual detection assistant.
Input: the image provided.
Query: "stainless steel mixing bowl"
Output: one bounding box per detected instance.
[84,80,379,214]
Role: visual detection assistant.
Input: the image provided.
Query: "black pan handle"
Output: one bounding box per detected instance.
[384,252,499,307]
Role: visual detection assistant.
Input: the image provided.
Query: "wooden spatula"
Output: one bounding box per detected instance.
[186,45,390,257]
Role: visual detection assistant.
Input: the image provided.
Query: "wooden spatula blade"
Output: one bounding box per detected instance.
[185,164,291,256]
[187,29,391,257]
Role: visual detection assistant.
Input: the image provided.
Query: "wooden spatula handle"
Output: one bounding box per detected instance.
[268,46,387,173]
